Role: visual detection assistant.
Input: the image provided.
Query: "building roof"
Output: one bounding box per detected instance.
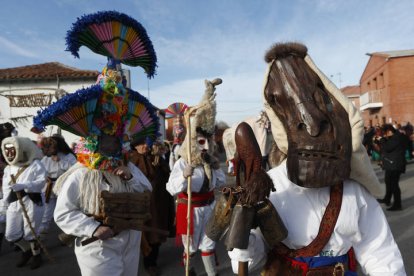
[0,62,99,82]
[341,85,361,97]
[368,49,414,59]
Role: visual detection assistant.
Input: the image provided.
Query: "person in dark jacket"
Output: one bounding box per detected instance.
[377,124,408,211]
[129,137,175,276]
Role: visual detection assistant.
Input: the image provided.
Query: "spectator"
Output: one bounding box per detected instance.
[377,124,408,211]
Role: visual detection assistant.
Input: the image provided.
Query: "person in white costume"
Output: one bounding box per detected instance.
[53,154,152,276]
[1,136,46,269]
[167,79,226,276]
[228,42,406,275]
[39,135,77,235]
[0,122,17,252]
[31,10,160,276]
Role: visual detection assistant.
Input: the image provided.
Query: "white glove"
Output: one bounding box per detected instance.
[183,165,194,178]
[11,183,27,192]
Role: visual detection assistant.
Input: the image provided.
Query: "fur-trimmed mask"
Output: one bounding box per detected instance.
[178,79,222,178]
[263,42,352,188]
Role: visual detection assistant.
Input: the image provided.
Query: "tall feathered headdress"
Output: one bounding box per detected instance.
[32,11,159,172]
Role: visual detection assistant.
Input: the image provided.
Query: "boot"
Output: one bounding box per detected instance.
[16,250,32,267]
[183,253,196,276]
[0,222,5,253]
[30,253,42,270]
[0,233,4,253]
[14,239,32,267]
[30,241,42,269]
[201,253,217,276]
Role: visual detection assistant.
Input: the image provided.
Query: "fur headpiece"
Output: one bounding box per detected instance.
[1,136,42,166]
[262,42,383,197]
[179,79,222,167]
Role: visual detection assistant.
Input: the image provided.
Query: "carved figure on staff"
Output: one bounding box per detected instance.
[222,111,273,175]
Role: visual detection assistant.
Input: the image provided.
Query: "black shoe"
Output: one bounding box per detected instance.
[30,254,42,270]
[377,199,391,206]
[16,250,32,267]
[0,233,3,252]
[189,268,197,276]
[387,206,402,211]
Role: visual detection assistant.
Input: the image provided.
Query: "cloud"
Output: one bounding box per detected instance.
[147,71,265,126]
[0,36,37,58]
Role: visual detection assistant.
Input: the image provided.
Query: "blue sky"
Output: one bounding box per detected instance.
[1,0,413,126]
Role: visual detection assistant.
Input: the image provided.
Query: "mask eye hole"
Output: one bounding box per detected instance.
[197,139,206,145]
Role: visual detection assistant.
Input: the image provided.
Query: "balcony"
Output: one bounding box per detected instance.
[359,89,383,111]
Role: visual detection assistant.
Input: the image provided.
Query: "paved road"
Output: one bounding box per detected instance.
[1,161,413,276]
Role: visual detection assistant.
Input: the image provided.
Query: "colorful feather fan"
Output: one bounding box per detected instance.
[126,89,160,142]
[32,85,102,136]
[66,10,157,78]
[165,102,189,119]
[33,86,159,141]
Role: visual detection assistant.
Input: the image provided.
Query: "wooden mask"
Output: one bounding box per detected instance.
[264,43,352,188]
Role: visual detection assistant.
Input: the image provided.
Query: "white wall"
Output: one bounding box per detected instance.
[0,79,95,145]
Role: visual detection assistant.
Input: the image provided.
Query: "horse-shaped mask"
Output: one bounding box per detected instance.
[264,43,352,188]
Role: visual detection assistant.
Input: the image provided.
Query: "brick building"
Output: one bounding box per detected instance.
[358,50,414,127]
[341,85,361,110]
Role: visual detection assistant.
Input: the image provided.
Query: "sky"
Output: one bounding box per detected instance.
[1,0,414,126]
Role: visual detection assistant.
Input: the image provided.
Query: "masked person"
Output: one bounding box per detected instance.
[39,135,77,236]
[31,11,160,276]
[167,79,226,276]
[1,136,46,269]
[0,122,17,252]
[130,138,175,276]
[228,43,405,275]
[169,111,187,171]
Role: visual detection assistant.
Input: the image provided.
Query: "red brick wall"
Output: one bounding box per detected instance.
[360,55,414,126]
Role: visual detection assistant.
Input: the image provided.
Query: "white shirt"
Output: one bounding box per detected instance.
[166,158,226,196]
[229,160,406,275]
[54,162,152,238]
[41,153,77,179]
[2,159,47,202]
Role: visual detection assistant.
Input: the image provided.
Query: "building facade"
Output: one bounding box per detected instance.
[0,62,99,144]
[358,50,414,127]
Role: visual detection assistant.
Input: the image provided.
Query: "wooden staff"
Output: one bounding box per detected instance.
[10,175,55,263]
[183,78,221,276]
[183,106,197,276]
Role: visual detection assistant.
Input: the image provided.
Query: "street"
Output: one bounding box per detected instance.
[1,161,413,276]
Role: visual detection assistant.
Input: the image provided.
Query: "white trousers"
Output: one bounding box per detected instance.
[181,204,216,254]
[40,196,56,232]
[74,230,142,276]
[5,196,43,241]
